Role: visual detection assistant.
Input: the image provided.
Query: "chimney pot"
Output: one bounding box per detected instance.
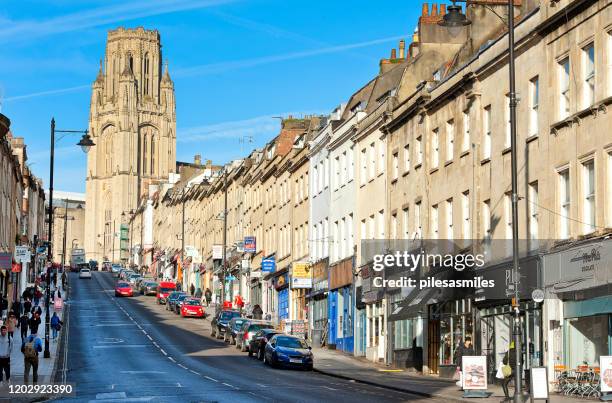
[422,3,429,16]
[390,48,397,59]
[440,4,446,15]
[431,4,438,16]
[399,40,406,59]
[194,154,201,165]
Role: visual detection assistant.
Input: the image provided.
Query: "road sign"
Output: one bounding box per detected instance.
[244,236,256,253]
[262,257,275,273]
[15,246,31,263]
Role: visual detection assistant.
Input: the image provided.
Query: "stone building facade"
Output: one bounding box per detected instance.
[84,27,177,263]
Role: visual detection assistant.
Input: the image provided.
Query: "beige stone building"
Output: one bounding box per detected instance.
[85,27,176,263]
[50,191,86,268]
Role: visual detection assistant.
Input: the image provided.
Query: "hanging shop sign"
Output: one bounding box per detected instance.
[212,245,223,260]
[0,253,11,270]
[15,246,31,263]
[291,262,312,289]
[244,236,256,253]
[262,256,275,273]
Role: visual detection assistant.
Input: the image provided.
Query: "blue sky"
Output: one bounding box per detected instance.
[0,0,421,193]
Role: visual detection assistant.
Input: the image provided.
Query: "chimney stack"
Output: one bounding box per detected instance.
[431,4,438,16]
[399,40,406,59]
[440,4,446,15]
[194,154,201,166]
[390,48,397,59]
[422,3,429,16]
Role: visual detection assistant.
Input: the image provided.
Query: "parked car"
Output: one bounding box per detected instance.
[172,294,189,314]
[224,317,249,344]
[115,281,133,297]
[140,281,158,296]
[210,309,241,339]
[249,328,282,360]
[165,291,186,311]
[156,281,177,304]
[237,320,274,352]
[79,268,92,279]
[120,270,134,280]
[264,334,313,370]
[128,274,142,288]
[110,264,121,275]
[180,298,205,318]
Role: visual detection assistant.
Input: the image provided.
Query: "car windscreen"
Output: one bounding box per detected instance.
[159,288,174,293]
[177,295,188,301]
[249,324,273,332]
[183,299,200,306]
[146,283,158,287]
[275,337,308,349]
[220,311,240,321]
[117,283,130,288]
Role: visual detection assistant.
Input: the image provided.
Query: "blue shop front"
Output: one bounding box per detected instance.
[328,256,354,353]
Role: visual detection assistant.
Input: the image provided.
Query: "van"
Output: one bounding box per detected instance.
[156,281,177,304]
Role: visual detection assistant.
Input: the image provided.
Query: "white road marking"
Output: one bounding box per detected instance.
[189,370,200,375]
[177,364,188,369]
[204,376,219,382]
[168,356,175,362]
[119,371,167,374]
[93,345,146,349]
[160,349,167,355]
[146,335,153,341]
[222,382,238,389]
[323,386,339,391]
[95,392,126,399]
[152,342,159,348]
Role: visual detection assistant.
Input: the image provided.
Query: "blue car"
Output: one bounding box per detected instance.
[264,334,313,370]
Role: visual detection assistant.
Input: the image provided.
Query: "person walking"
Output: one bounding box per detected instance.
[23,299,31,317]
[5,313,16,341]
[0,326,11,386]
[21,333,42,384]
[12,299,21,318]
[204,288,212,307]
[50,312,63,341]
[33,289,41,307]
[501,341,518,400]
[61,271,67,290]
[18,313,28,342]
[190,284,195,296]
[0,295,7,320]
[28,312,41,336]
[453,336,474,388]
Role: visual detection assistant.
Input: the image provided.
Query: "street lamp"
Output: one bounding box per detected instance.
[45,118,94,358]
[439,2,524,402]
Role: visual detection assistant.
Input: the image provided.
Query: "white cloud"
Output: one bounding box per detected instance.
[0,0,235,44]
[3,84,91,102]
[177,114,283,143]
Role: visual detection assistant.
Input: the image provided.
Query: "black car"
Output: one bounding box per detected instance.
[173,294,189,314]
[237,320,274,352]
[264,334,313,370]
[210,309,241,339]
[165,291,186,311]
[248,328,281,360]
[140,281,158,296]
[224,317,249,344]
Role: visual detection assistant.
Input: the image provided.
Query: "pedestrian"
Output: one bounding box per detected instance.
[61,271,67,290]
[190,284,195,296]
[204,288,212,307]
[23,298,31,316]
[252,304,263,320]
[234,294,244,313]
[194,288,202,299]
[33,289,41,307]
[28,312,41,336]
[453,336,474,388]
[501,341,517,400]
[50,312,63,341]
[0,294,7,320]
[18,313,28,342]
[21,332,42,384]
[12,299,21,318]
[0,325,11,385]
[5,313,16,341]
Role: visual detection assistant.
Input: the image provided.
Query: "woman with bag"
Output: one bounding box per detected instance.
[501,342,517,400]
[50,312,63,341]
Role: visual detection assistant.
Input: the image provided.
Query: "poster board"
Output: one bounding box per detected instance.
[601,356,612,393]
[462,356,487,390]
[530,367,549,400]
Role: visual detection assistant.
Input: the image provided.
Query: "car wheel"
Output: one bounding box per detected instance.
[211,329,216,338]
[258,348,264,361]
[305,364,313,371]
[263,354,268,366]
[248,347,253,357]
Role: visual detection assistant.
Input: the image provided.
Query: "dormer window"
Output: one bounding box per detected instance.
[376,88,397,104]
[350,101,367,114]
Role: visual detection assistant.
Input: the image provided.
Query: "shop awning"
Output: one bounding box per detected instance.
[388,287,441,322]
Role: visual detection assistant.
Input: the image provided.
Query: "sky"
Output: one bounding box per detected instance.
[0,0,422,193]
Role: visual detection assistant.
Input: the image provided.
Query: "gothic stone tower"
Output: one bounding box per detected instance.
[84,27,176,262]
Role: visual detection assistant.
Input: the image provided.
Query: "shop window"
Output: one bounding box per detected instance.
[566,315,609,369]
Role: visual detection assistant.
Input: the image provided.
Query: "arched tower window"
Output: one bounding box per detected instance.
[143,134,149,175]
[150,135,155,175]
[128,54,134,73]
[144,53,150,96]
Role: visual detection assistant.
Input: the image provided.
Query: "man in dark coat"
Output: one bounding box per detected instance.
[453,336,474,371]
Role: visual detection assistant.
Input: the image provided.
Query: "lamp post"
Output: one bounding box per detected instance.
[439,2,524,401]
[59,201,75,271]
[45,118,94,358]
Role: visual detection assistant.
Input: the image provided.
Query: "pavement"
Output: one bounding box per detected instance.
[0,282,66,402]
[50,271,452,402]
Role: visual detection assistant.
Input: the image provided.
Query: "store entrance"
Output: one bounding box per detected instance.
[428,320,440,374]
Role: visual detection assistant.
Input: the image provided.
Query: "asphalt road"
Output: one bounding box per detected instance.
[53,271,441,402]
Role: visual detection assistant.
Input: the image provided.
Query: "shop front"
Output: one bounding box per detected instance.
[328,256,354,353]
[360,264,385,362]
[307,258,329,346]
[271,269,289,324]
[544,238,612,381]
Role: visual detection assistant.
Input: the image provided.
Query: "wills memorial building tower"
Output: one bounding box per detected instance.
[84,28,176,262]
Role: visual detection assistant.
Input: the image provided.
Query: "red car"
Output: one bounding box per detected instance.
[180,298,204,318]
[156,281,176,304]
[115,282,133,297]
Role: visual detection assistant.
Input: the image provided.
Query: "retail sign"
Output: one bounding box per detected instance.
[250,270,262,278]
[236,241,244,253]
[292,262,312,288]
[244,236,256,253]
[292,278,312,288]
[461,356,487,390]
[0,253,11,270]
[12,263,21,272]
[212,245,223,260]
[15,246,31,263]
[261,257,275,273]
[601,356,612,393]
[241,259,250,270]
[530,367,548,400]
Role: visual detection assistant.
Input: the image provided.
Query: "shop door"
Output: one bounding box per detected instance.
[341,286,354,353]
[428,320,440,374]
[278,288,289,320]
[480,316,496,378]
[329,291,338,346]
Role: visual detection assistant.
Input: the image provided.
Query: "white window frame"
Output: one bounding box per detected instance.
[446,199,453,240]
[431,128,439,169]
[462,191,470,239]
[483,105,491,160]
[528,181,539,244]
[558,168,571,239]
[391,213,398,239]
[583,42,595,108]
[378,141,385,174]
[483,200,491,257]
[559,57,570,119]
[583,159,596,233]
[402,207,409,239]
[404,144,410,173]
[416,136,423,165]
[392,152,399,180]
[446,119,454,162]
[368,143,376,180]
[462,109,470,153]
[377,210,385,239]
[431,204,439,240]
[505,95,511,148]
[360,149,367,186]
[529,76,539,136]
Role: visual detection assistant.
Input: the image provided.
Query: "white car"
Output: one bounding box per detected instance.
[79,268,92,279]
